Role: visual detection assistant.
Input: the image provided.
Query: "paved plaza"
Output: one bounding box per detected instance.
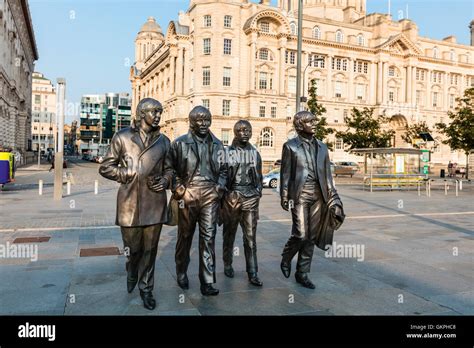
[0,158,472,315]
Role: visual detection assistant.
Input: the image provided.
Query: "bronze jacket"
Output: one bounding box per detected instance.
[99,125,171,227]
[280,136,337,203]
[164,130,228,192]
[225,142,263,195]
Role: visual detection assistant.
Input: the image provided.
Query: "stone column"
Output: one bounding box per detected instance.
[348,58,354,102]
[369,61,377,104]
[278,37,287,95]
[176,47,184,96]
[183,48,190,95]
[406,66,412,104]
[377,61,383,104]
[443,72,449,111]
[382,62,388,105]
[249,35,257,92]
[426,70,431,108]
[327,55,333,100]
[170,54,176,95]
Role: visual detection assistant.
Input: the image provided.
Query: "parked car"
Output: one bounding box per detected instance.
[333,161,359,177]
[82,154,92,161]
[262,168,280,188]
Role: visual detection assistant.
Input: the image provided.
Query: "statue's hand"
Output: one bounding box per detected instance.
[148,177,168,192]
[334,205,343,218]
[281,198,289,211]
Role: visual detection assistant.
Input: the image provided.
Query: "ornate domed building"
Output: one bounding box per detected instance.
[131,0,474,171]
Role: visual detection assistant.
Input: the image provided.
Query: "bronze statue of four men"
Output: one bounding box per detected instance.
[100,98,345,310]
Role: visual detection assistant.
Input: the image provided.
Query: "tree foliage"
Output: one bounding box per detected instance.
[335,107,394,152]
[307,79,335,148]
[401,121,431,149]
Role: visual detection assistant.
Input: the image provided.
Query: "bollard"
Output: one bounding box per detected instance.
[94,180,98,195]
[459,180,463,191]
[456,180,459,197]
[417,182,420,196]
[444,181,448,195]
[428,180,431,197]
[39,180,43,196]
[67,181,71,195]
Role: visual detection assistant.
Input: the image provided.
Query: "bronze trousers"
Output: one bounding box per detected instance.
[175,184,220,285]
[121,224,162,293]
[222,193,260,274]
[282,182,324,274]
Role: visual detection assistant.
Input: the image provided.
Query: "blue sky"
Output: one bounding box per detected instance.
[29,0,473,122]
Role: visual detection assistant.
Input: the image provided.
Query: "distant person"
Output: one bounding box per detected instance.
[48,155,55,172]
[447,161,453,177]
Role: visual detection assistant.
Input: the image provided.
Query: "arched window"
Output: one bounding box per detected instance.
[259,128,274,148]
[258,48,269,60]
[290,22,297,35]
[312,26,321,39]
[357,34,365,46]
[335,30,344,43]
[433,46,439,58]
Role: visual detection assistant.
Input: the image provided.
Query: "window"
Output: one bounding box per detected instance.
[35,95,40,104]
[223,67,231,87]
[416,90,422,106]
[335,30,344,43]
[203,38,211,55]
[259,72,268,89]
[357,34,365,46]
[204,15,212,27]
[389,90,394,102]
[259,128,274,147]
[260,21,270,33]
[310,54,325,68]
[332,57,348,71]
[335,138,343,150]
[388,67,395,77]
[450,74,459,85]
[433,46,439,58]
[354,60,368,74]
[222,100,231,116]
[285,51,296,65]
[450,50,455,61]
[259,104,266,118]
[223,38,232,55]
[259,48,269,60]
[312,26,321,39]
[221,129,230,145]
[224,15,232,28]
[335,81,342,98]
[449,94,455,109]
[432,71,443,83]
[202,99,210,109]
[356,84,365,100]
[290,22,297,35]
[202,66,211,86]
[432,92,438,107]
[288,76,296,94]
[416,69,425,81]
[271,105,277,118]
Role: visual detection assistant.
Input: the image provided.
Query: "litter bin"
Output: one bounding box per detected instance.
[440,169,445,178]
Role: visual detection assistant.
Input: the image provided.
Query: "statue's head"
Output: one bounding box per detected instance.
[233,120,252,145]
[136,98,163,131]
[293,111,316,136]
[189,106,212,137]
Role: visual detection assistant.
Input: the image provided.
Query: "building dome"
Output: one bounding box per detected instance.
[139,17,162,34]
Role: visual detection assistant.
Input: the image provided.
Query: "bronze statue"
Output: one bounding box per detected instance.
[165,106,227,296]
[99,98,170,310]
[221,120,263,286]
[280,111,344,289]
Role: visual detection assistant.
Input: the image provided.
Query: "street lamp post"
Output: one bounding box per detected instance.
[54,78,66,201]
[295,0,304,113]
[301,56,325,108]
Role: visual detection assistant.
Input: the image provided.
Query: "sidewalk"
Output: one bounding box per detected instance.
[0,179,472,315]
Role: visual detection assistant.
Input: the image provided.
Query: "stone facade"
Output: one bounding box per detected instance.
[31,72,56,153]
[131,0,474,171]
[0,0,38,163]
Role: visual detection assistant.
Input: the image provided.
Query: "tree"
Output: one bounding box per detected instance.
[335,107,394,152]
[307,79,335,149]
[436,87,474,179]
[401,121,431,149]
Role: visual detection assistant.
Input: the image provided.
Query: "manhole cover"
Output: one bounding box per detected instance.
[80,247,120,257]
[13,237,51,244]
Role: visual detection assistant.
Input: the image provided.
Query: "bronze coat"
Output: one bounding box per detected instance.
[99,125,171,227]
[279,136,337,203]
